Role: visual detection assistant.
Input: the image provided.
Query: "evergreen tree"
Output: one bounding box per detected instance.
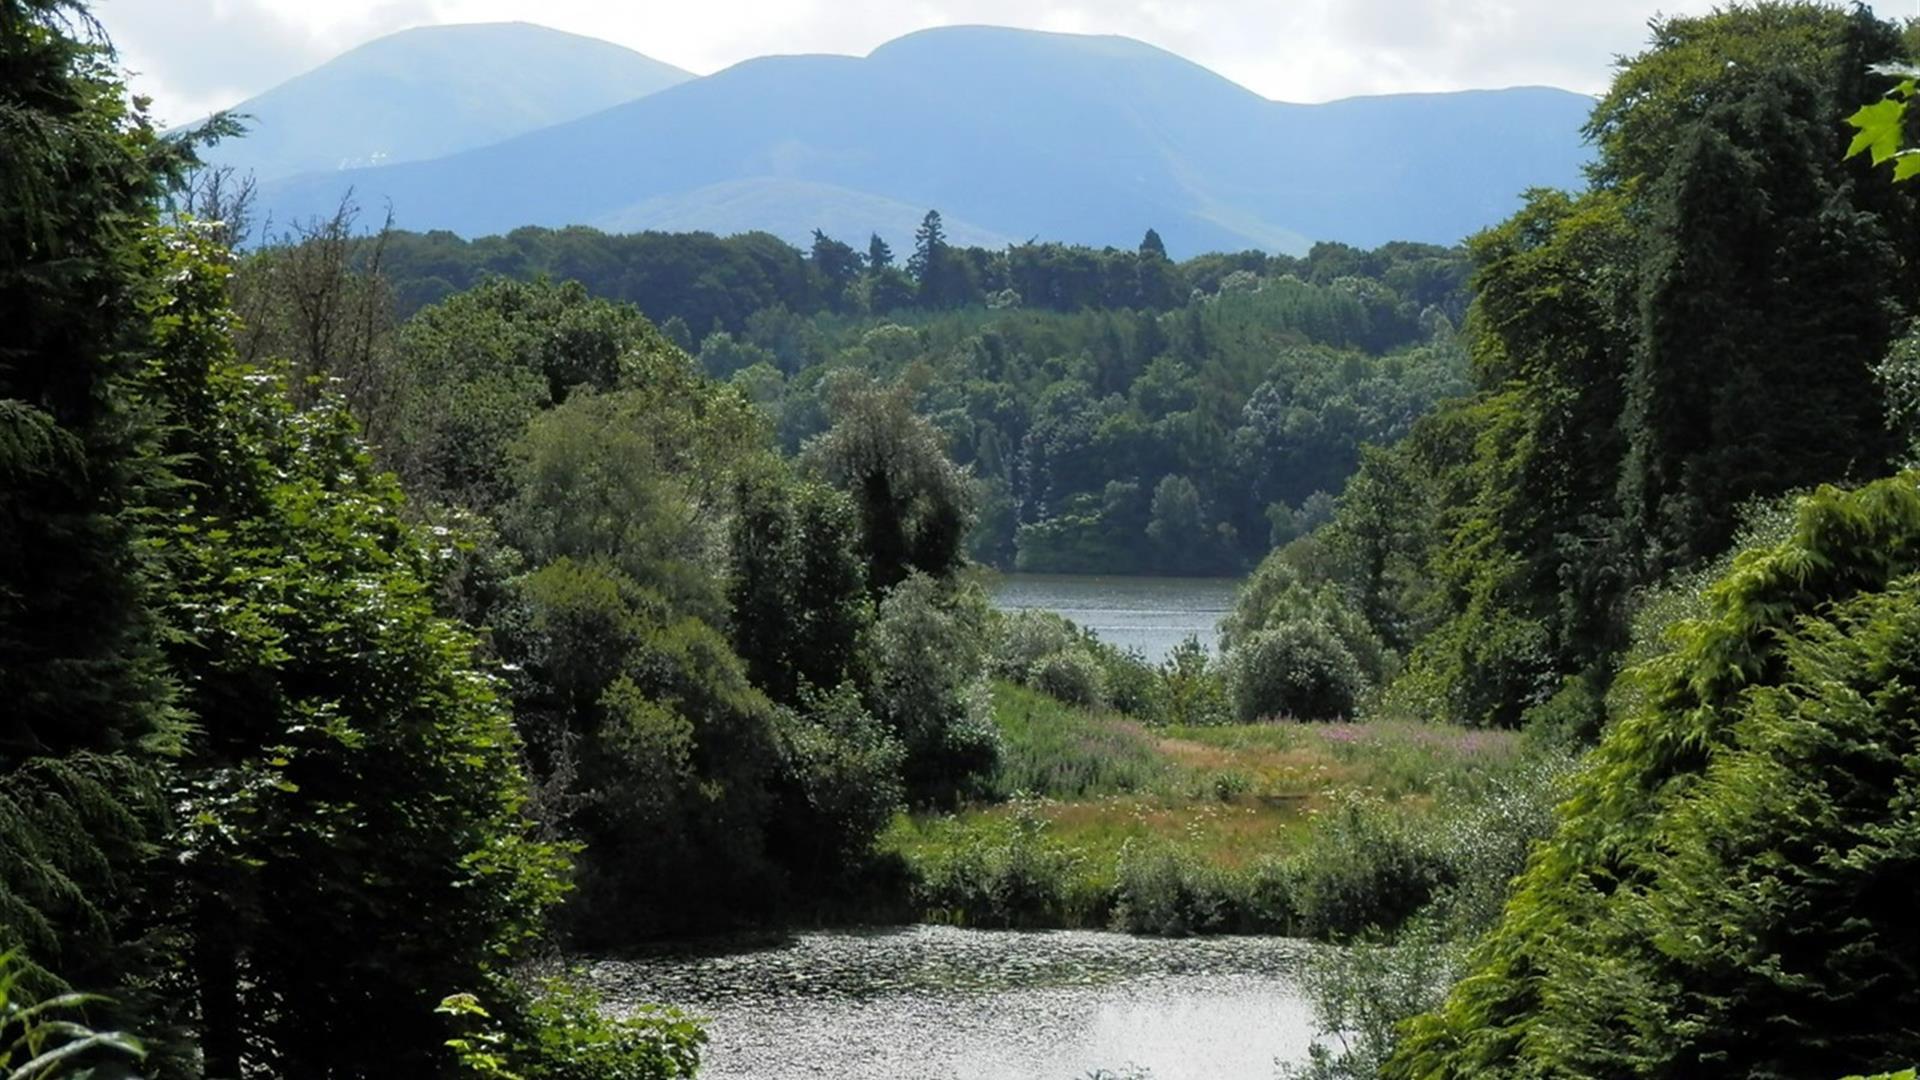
[909,210,957,307]
[0,0,194,1033]
[809,229,862,310]
[866,232,894,272]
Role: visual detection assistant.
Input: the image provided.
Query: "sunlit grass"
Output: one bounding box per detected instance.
[887,693,1519,908]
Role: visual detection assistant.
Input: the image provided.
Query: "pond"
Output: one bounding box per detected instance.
[989,574,1242,665]
[586,925,1318,1080]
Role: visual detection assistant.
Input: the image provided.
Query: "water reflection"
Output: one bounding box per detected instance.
[586,926,1316,1080]
[989,574,1242,665]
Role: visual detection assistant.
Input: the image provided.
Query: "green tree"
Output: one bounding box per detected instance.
[866,232,894,272]
[803,381,976,592]
[726,475,871,705]
[146,227,569,1077]
[810,229,862,311]
[1389,476,1920,1079]
[866,574,999,805]
[0,0,199,1038]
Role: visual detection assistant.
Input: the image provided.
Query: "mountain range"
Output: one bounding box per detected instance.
[218,23,1596,256]
[199,22,691,181]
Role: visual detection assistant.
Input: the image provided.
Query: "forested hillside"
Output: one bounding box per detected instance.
[349,222,1471,574]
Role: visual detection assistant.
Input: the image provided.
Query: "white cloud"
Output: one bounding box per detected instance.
[95,0,1744,127]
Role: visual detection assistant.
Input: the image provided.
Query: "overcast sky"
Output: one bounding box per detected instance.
[97,0,1889,128]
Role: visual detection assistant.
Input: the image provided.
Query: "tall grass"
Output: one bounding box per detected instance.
[991,683,1168,799]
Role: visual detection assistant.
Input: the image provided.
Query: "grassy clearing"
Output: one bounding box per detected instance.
[881,683,1542,936]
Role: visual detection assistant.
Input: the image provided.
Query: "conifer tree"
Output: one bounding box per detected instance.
[0,0,188,1026]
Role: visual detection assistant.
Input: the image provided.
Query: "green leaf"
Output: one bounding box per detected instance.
[8,1032,146,1079]
[1893,151,1920,184]
[1846,98,1908,164]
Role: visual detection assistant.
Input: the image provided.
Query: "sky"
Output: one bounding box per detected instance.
[96,0,1861,128]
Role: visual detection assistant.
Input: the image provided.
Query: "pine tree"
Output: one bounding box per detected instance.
[908,210,953,307]
[866,232,894,272]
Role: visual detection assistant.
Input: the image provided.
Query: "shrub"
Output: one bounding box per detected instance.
[909,803,1103,928]
[1392,476,1920,1079]
[443,974,703,1080]
[769,684,907,881]
[1286,794,1450,940]
[1096,648,1168,721]
[1111,842,1231,936]
[1226,621,1367,721]
[1029,648,1107,708]
[990,609,1078,682]
[1160,636,1230,726]
[869,575,1000,806]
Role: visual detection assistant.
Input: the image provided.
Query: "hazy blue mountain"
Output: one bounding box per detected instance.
[259,25,1593,255]
[202,22,692,182]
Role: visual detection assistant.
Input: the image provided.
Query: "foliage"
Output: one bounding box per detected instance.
[440,975,703,1080]
[867,575,1000,806]
[767,685,907,884]
[0,951,145,1080]
[1290,2,1920,730]
[145,227,571,1077]
[1279,925,1459,1080]
[802,381,976,592]
[363,228,1472,575]
[1389,474,1920,1079]
[1224,623,1368,722]
[907,802,1105,929]
[988,683,1166,799]
[1028,649,1108,709]
[0,0,190,1031]
[1149,639,1224,726]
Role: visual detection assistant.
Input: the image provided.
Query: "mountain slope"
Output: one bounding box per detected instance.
[204,22,692,182]
[258,25,1593,255]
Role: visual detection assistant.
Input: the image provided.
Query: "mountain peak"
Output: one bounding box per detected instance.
[204,21,691,182]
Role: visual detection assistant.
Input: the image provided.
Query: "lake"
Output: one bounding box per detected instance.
[588,925,1318,1080]
[990,574,1242,664]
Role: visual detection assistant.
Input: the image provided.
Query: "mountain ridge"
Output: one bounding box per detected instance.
[200,22,693,182]
[247,24,1596,255]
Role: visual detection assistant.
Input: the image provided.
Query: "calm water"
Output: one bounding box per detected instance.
[990,574,1242,664]
[587,926,1317,1080]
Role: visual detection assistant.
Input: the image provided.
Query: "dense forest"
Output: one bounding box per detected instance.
[329,221,1471,574]
[5,0,1920,1078]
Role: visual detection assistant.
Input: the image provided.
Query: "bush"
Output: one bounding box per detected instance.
[443,974,703,1080]
[990,609,1078,682]
[869,575,1000,805]
[1159,636,1230,726]
[1110,843,1296,936]
[1226,621,1367,721]
[770,684,907,882]
[909,803,1104,928]
[1097,648,1168,721]
[1029,648,1107,708]
[1111,843,1231,936]
[1392,476,1920,1079]
[1286,794,1450,940]
[1279,921,1460,1080]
